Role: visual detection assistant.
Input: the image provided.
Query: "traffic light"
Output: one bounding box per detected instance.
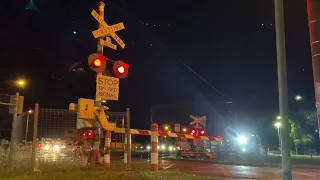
[190,128,196,135]
[88,53,106,73]
[113,60,129,79]
[200,129,206,136]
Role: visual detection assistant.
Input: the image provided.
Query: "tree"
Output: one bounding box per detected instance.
[289,120,314,154]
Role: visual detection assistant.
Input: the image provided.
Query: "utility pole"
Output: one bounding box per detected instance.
[306,0,320,139]
[274,0,292,179]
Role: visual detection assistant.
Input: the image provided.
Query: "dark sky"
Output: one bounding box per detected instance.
[0,0,315,134]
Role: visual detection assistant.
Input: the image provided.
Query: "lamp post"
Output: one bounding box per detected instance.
[25,110,33,142]
[274,122,282,152]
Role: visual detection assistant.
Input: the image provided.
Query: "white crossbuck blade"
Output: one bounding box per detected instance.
[190,115,206,127]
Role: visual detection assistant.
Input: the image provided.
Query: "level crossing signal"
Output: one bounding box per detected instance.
[113,60,129,79]
[190,128,196,135]
[88,53,106,73]
[200,129,206,136]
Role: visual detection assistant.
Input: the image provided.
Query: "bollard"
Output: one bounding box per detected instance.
[151,123,158,171]
[104,131,111,167]
[124,136,128,168]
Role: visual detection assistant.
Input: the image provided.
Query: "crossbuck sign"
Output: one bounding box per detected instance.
[91,10,126,50]
[190,115,206,129]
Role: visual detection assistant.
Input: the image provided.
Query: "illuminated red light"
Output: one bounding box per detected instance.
[37,142,42,147]
[93,59,102,67]
[117,66,125,74]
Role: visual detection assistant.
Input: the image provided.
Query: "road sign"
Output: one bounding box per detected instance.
[174,124,180,133]
[100,39,117,50]
[91,10,125,49]
[96,74,119,101]
[92,22,125,38]
[9,95,24,114]
[190,115,206,129]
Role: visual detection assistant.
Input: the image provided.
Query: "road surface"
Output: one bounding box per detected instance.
[16,152,320,179]
[159,159,320,179]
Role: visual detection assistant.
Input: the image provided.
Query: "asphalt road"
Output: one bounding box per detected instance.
[16,152,320,179]
[158,159,320,179]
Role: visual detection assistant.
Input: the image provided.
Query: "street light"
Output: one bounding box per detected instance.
[274,122,282,151]
[25,109,33,142]
[164,125,169,131]
[276,116,281,120]
[15,79,27,88]
[295,95,302,101]
[182,128,187,132]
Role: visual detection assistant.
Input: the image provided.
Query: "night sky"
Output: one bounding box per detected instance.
[0,0,315,136]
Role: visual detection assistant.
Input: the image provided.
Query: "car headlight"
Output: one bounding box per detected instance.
[44,145,50,150]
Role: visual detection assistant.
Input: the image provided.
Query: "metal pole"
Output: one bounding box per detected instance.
[97,1,104,55]
[306,0,320,139]
[31,104,39,172]
[8,92,19,169]
[278,128,281,150]
[25,113,30,142]
[274,0,292,179]
[96,1,105,164]
[122,117,124,147]
[126,108,131,168]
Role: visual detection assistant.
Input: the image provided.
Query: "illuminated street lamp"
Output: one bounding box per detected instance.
[15,79,27,88]
[295,95,302,101]
[164,125,169,131]
[274,122,281,129]
[274,122,282,151]
[182,128,187,132]
[276,116,281,120]
[25,109,33,141]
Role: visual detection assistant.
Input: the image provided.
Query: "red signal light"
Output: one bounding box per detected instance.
[113,60,129,79]
[83,131,93,137]
[88,53,107,73]
[37,142,42,148]
[190,129,196,135]
[93,59,102,67]
[200,129,206,136]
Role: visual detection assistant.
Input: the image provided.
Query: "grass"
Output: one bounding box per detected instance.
[0,165,216,180]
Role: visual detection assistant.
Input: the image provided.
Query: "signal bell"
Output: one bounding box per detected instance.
[88,53,106,73]
[113,60,129,79]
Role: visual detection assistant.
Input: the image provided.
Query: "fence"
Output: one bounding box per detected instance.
[0,93,15,141]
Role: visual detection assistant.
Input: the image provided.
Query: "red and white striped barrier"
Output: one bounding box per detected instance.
[126,129,223,142]
[104,131,111,167]
[151,123,158,171]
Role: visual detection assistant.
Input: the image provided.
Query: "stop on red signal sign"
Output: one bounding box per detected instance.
[113,60,129,79]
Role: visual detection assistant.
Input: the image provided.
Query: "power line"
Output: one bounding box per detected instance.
[178,60,227,98]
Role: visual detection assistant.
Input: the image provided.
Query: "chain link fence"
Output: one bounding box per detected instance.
[0,93,14,142]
